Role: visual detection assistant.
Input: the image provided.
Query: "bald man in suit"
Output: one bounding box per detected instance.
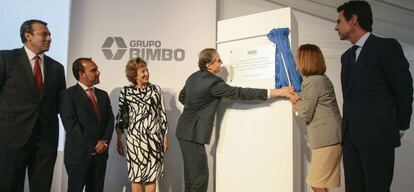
[60,58,114,192]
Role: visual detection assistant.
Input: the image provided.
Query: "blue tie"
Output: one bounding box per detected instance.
[345,45,359,85]
[350,45,359,63]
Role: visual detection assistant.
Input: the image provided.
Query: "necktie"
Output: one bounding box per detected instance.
[349,45,359,64]
[345,45,359,84]
[33,56,43,93]
[87,88,99,117]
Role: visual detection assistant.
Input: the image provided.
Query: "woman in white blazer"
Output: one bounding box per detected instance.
[290,44,342,192]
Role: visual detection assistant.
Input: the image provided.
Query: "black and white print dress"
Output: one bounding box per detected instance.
[116,84,168,182]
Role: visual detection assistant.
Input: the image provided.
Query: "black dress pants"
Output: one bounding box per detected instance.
[65,157,107,192]
[178,138,209,192]
[343,130,395,192]
[0,121,57,192]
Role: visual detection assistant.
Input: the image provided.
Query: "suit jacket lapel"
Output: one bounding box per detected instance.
[348,35,375,90]
[18,48,39,97]
[75,84,99,122]
[95,89,103,122]
[341,49,352,96]
[42,55,53,98]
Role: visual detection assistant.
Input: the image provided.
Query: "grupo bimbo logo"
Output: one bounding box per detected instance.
[102,37,185,61]
[101,37,127,60]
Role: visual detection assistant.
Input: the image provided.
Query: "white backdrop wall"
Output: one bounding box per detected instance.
[218,0,414,192]
[67,0,216,191]
[216,8,297,192]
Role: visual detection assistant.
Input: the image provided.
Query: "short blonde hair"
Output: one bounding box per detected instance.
[296,44,326,76]
[125,57,147,85]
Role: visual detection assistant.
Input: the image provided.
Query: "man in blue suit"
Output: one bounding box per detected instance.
[335,1,413,192]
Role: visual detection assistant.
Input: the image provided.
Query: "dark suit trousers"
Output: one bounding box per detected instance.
[0,121,57,192]
[65,156,107,192]
[343,130,395,192]
[178,138,209,192]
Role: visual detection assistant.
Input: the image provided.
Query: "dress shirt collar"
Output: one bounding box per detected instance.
[24,46,44,62]
[355,32,371,48]
[78,81,94,91]
[353,32,371,60]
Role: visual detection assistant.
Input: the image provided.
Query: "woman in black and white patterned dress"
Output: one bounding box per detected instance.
[116,57,168,192]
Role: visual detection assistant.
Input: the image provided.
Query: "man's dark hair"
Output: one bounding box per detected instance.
[337,0,373,32]
[20,19,48,43]
[72,58,92,80]
[198,48,217,71]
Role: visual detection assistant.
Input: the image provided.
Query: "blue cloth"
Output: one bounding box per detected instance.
[267,28,302,91]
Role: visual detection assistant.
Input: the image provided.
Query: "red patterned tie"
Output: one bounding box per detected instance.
[33,56,43,93]
[87,88,100,117]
